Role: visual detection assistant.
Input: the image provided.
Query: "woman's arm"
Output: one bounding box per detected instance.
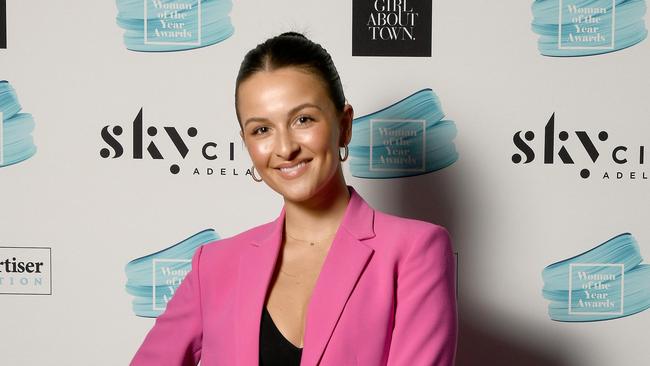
[386,225,458,366]
[130,245,205,366]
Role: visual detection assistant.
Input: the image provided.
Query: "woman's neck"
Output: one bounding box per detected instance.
[282,178,351,240]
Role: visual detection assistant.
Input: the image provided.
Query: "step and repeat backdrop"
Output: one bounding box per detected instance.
[1,0,649,365]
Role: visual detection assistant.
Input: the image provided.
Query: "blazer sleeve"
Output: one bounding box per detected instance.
[386,225,458,366]
[130,245,205,366]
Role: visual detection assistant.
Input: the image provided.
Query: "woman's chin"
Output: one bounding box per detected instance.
[274,182,317,203]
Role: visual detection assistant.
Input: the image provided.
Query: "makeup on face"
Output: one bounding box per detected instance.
[237,67,343,200]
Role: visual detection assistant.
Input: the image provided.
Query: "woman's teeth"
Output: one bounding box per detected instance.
[280,161,306,173]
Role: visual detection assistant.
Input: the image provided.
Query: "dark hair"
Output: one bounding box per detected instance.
[234,31,346,128]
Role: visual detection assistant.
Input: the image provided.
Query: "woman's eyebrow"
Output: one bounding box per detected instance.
[244,103,322,127]
[287,103,322,116]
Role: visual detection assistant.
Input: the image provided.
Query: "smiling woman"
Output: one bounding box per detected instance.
[130,32,457,366]
[237,66,351,203]
[234,31,352,208]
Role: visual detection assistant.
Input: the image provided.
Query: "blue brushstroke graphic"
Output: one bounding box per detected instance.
[125,229,220,317]
[349,88,458,179]
[542,233,650,321]
[115,0,234,52]
[531,0,647,56]
[0,80,37,168]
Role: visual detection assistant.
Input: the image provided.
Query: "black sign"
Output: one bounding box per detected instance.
[353,0,432,57]
[1,0,6,49]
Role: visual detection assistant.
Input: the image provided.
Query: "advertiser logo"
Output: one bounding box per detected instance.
[511,113,648,180]
[542,233,650,322]
[115,0,234,52]
[558,0,615,50]
[145,0,201,46]
[0,111,3,164]
[151,259,190,311]
[370,119,426,172]
[531,0,647,56]
[568,263,623,316]
[125,229,219,317]
[0,246,52,295]
[0,81,37,168]
[1,0,6,49]
[350,89,458,178]
[353,0,432,56]
[99,108,252,176]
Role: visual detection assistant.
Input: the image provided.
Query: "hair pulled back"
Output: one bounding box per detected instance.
[235,32,345,127]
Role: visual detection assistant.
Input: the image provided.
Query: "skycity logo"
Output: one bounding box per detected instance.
[100,108,251,176]
[512,113,647,180]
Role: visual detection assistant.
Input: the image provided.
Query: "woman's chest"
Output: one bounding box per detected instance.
[263,245,331,347]
[200,257,397,365]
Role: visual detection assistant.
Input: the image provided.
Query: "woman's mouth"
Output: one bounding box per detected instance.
[276,159,311,179]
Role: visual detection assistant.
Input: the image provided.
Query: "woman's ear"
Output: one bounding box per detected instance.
[340,103,354,146]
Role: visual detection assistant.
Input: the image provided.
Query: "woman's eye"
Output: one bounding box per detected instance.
[252,126,268,135]
[296,116,313,125]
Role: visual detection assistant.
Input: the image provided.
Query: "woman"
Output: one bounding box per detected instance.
[131,32,457,366]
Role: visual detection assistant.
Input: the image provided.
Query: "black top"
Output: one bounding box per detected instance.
[259,306,303,366]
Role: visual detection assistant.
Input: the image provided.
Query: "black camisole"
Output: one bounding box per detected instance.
[259,306,303,365]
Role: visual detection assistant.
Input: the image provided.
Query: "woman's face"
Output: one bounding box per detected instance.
[237,66,352,203]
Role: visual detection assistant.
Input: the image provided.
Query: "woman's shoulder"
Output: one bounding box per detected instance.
[373,208,450,238]
[370,208,452,256]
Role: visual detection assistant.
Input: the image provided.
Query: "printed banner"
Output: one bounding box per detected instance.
[115,0,234,51]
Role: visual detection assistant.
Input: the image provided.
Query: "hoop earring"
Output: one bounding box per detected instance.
[250,165,263,182]
[339,145,349,162]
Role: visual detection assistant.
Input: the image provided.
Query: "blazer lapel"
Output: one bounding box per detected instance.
[234,208,284,366]
[300,222,375,365]
[234,186,376,366]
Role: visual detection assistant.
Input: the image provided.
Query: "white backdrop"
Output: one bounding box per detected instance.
[1,1,649,365]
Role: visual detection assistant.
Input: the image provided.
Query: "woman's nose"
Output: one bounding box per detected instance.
[274,129,300,160]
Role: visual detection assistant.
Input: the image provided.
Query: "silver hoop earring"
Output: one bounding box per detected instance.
[250,165,263,182]
[339,145,349,162]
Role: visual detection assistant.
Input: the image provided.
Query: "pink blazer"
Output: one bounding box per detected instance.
[131,185,457,365]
